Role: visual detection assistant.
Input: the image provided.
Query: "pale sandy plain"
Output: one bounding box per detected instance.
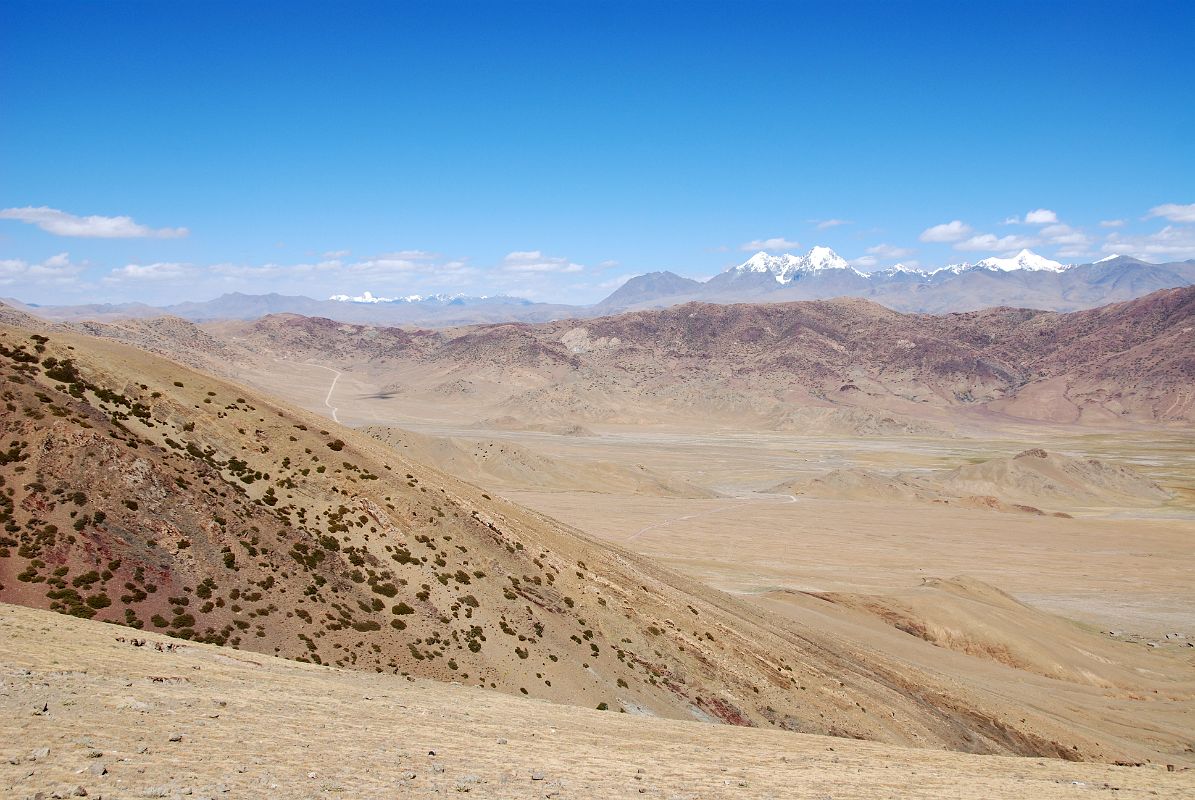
[241,360,1195,641]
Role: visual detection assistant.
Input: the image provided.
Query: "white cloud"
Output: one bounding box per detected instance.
[1023,208,1058,225]
[814,219,850,230]
[105,262,193,282]
[378,249,438,260]
[322,249,350,259]
[954,233,1040,252]
[1102,225,1195,260]
[946,218,1093,258]
[0,206,188,239]
[141,252,483,297]
[596,259,620,269]
[1039,223,1091,251]
[919,220,972,243]
[348,257,424,275]
[866,243,915,258]
[1099,219,1125,228]
[849,255,878,268]
[0,252,86,285]
[1147,203,1195,223]
[500,250,584,273]
[218,258,352,280]
[739,237,798,252]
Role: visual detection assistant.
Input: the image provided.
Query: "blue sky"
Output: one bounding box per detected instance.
[2,0,1193,305]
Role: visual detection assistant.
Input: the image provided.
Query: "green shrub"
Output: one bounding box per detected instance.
[85,593,111,609]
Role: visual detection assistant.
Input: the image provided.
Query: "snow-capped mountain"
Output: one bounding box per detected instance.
[732,246,856,284]
[877,262,928,276]
[974,249,1068,273]
[600,249,1194,315]
[329,291,471,304]
[930,261,973,276]
[8,250,1192,328]
[926,249,1066,276]
[735,247,1068,280]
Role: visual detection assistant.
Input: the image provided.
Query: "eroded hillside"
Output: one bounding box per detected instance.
[200,286,1195,429]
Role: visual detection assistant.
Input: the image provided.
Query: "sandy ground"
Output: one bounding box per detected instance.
[503,489,1195,637]
[238,361,1195,640]
[3,602,1193,800]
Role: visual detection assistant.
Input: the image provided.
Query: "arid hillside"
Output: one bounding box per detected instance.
[4,602,1192,800]
[198,286,1195,429]
[3,319,1194,765]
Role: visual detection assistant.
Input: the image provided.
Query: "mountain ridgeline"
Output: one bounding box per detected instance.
[204,285,1195,428]
[599,250,1195,315]
[4,249,1193,328]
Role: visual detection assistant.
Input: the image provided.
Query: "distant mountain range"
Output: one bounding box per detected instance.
[597,249,1195,315]
[0,291,578,327]
[5,249,1193,327]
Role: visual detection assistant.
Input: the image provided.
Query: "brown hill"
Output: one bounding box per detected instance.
[2,321,806,731]
[935,448,1171,508]
[4,320,1195,764]
[202,286,1195,429]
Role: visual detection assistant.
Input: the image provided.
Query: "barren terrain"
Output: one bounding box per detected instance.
[2,292,1194,794]
[5,603,1193,799]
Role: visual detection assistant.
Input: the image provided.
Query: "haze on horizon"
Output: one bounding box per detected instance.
[2,0,1193,306]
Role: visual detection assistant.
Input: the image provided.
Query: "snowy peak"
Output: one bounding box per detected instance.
[731,247,852,283]
[805,246,849,271]
[930,261,973,276]
[878,262,926,276]
[975,249,1067,273]
[738,251,788,274]
[329,292,470,305]
[330,291,392,303]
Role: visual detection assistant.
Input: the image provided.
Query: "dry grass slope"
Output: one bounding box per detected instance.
[2,603,1193,800]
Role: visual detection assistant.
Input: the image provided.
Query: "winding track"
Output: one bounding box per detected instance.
[274,359,343,423]
[316,365,343,423]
